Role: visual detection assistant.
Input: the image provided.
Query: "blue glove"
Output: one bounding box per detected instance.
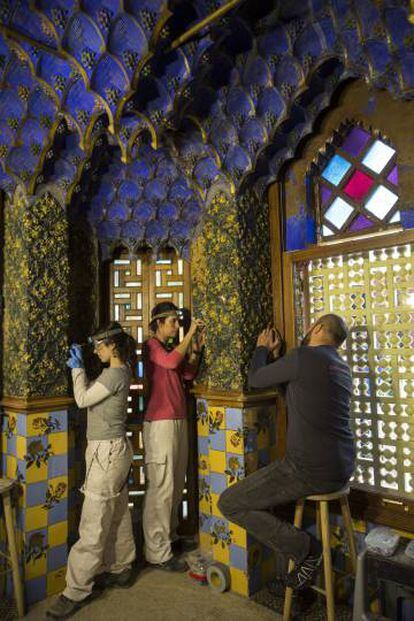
[67,344,84,369]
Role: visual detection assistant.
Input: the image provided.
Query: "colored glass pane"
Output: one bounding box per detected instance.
[364,185,398,220]
[362,139,395,174]
[322,225,334,237]
[344,170,374,202]
[387,165,398,186]
[349,214,373,232]
[321,154,352,186]
[320,184,332,206]
[341,126,371,157]
[325,197,354,229]
[389,211,400,223]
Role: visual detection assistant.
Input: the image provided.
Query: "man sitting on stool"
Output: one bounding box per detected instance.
[218,314,356,590]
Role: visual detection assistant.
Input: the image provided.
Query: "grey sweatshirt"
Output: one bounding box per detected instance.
[72,366,131,441]
[248,345,355,486]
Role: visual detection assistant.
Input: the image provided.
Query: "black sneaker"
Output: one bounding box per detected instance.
[95,568,135,589]
[46,595,82,619]
[151,556,188,572]
[285,538,323,590]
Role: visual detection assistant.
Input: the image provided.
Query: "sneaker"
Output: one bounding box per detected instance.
[95,568,134,589]
[151,556,188,572]
[285,538,323,591]
[46,595,82,619]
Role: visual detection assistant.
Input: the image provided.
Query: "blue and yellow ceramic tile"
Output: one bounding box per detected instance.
[48,520,68,548]
[209,449,226,474]
[229,567,248,596]
[6,454,17,479]
[27,413,64,437]
[210,492,223,518]
[196,399,209,437]
[229,522,246,548]
[224,407,243,431]
[225,428,243,454]
[225,452,244,487]
[47,566,66,596]
[208,406,225,434]
[210,472,227,496]
[25,505,48,532]
[199,476,212,514]
[26,575,47,606]
[48,432,68,456]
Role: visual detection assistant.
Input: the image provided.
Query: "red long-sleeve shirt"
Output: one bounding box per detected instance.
[144,337,197,421]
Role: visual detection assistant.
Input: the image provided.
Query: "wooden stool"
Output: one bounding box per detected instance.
[0,478,25,618]
[283,485,357,621]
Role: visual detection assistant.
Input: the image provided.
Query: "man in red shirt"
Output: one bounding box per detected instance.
[143,302,204,571]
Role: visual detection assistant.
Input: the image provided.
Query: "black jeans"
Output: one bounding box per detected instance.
[218,457,344,564]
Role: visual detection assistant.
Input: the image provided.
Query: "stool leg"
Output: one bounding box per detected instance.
[340,496,357,574]
[320,500,335,621]
[3,492,25,618]
[282,500,305,621]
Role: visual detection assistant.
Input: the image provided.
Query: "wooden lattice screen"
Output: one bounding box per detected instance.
[109,249,192,521]
[292,242,414,499]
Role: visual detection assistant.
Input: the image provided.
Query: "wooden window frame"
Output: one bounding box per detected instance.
[269,182,414,532]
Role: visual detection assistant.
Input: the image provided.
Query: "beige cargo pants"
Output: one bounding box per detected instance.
[142,419,188,564]
[64,437,136,602]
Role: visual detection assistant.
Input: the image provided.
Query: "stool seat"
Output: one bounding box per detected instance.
[306,485,350,502]
[0,477,16,495]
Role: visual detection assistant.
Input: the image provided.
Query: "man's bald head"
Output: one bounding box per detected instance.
[314,314,348,347]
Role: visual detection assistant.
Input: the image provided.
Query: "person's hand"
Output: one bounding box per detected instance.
[188,318,205,338]
[256,327,281,351]
[192,326,206,353]
[67,344,84,369]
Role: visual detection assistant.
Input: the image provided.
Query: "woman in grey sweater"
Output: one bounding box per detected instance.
[47,322,137,620]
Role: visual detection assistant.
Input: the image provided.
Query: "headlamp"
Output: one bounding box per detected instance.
[87,327,124,346]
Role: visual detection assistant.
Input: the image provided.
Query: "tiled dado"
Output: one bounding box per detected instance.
[0,397,75,606]
[194,387,279,597]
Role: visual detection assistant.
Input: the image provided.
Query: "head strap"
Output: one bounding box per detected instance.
[90,327,124,343]
[151,311,179,322]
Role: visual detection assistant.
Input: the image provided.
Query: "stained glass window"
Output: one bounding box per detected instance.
[314,124,400,240]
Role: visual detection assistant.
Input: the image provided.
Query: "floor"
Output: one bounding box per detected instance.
[23,568,281,621]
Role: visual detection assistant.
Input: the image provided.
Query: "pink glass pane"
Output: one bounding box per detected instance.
[320,184,332,206]
[344,170,374,202]
[341,127,371,157]
[387,165,398,186]
[349,214,373,232]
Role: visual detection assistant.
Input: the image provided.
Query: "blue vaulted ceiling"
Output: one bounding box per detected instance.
[0,0,414,255]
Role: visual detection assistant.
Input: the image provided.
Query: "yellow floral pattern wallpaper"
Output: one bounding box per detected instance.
[192,189,273,391]
[3,191,69,397]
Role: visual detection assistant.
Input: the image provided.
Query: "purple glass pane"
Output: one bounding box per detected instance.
[349,214,373,232]
[320,184,332,206]
[387,165,398,186]
[341,127,371,157]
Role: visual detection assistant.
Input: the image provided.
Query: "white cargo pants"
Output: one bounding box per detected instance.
[64,437,136,602]
[142,419,188,564]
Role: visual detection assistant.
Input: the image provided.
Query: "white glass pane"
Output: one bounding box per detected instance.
[322,225,334,237]
[325,197,354,229]
[362,140,395,174]
[389,210,400,223]
[365,185,398,220]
